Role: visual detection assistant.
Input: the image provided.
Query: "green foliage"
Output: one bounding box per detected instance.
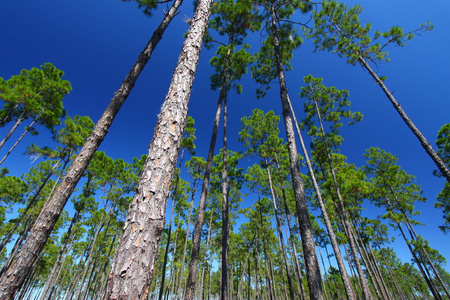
[251,0,310,98]
[120,0,159,16]
[305,0,433,66]
[364,147,426,226]
[435,123,450,232]
[0,63,71,131]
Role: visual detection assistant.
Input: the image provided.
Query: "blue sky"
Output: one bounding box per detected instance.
[1,0,450,272]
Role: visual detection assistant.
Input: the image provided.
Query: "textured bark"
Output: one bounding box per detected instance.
[357,56,450,181]
[0,3,182,298]
[184,78,223,299]
[288,100,356,300]
[103,0,212,298]
[269,7,323,300]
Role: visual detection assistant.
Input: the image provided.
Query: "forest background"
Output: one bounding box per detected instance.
[0,0,450,297]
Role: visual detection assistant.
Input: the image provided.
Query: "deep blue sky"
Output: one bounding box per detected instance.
[1,0,450,271]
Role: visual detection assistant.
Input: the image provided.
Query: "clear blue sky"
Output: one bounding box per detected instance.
[1,0,450,271]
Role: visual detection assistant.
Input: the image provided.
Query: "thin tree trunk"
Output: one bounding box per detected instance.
[0,114,40,165]
[0,3,183,298]
[287,98,356,300]
[39,211,79,300]
[270,6,322,299]
[265,163,295,300]
[177,193,195,300]
[200,212,214,300]
[311,97,372,300]
[185,73,224,300]
[356,55,450,181]
[221,94,230,300]
[0,112,25,151]
[74,213,106,300]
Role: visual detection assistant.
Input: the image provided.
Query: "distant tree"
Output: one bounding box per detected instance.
[0,63,71,163]
[435,123,450,232]
[304,0,450,181]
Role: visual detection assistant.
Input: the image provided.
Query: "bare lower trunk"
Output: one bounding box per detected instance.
[103,0,212,298]
[288,98,356,300]
[0,112,24,151]
[358,55,450,181]
[0,116,38,166]
[270,8,322,299]
[221,95,230,300]
[184,83,223,300]
[0,3,183,298]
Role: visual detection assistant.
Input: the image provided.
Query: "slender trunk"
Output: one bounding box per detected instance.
[221,94,230,300]
[357,55,450,181]
[0,3,183,298]
[200,212,214,300]
[265,163,295,300]
[0,112,25,151]
[185,73,223,300]
[39,211,79,300]
[177,193,195,300]
[0,158,61,254]
[0,116,39,165]
[403,216,450,299]
[312,97,372,300]
[74,213,106,300]
[288,98,356,300]
[396,222,442,300]
[270,7,322,300]
[318,247,330,300]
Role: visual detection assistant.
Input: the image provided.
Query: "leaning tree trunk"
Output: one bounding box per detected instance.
[0,2,183,298]
[357,55,450,181]
[0,115,40,166]
[0,111,25,151]
[103,0,213,298]
[270,7,323,300]
[221,94,230,300]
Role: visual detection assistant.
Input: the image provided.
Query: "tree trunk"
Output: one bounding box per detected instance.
[103,1,213,297]
[0,2,183,298]
[199,212,214,300]
[184,70,224,300]
[221,94,230,300]
[357,55,450,181]
[0,117,38,165]
[312,96,372,300]
[0,112,25,151]
[265,163,295,300]
[287,97,356,300]
[270,7,322,299]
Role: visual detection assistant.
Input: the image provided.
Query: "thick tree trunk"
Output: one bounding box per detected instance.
[270,8,323,300]
[184,78,223,300]
[103,0,212,297]
[0,3,183,298]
